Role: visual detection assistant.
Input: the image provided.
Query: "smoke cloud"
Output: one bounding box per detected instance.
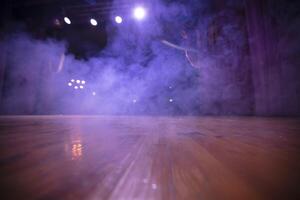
[1,0,298,115]
[0,0,203,115]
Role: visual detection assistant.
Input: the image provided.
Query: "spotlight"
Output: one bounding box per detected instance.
[92,92,96,96]
[90,18,98,26]
[115,16,123,24]
[74,86,79,90]
[68,82,72,86]
[64,17,71,25]
[71,79,75,82]
[81,80,86,84]
[79,85,84,89]
[169,98,174,103]
[133,7,146,20]
[133,99,137,103]
[76,80,80,84]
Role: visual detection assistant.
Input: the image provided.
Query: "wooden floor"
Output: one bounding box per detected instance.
[0,116,300,200]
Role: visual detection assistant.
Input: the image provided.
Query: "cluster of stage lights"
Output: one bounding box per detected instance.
[63,6,146,26]
[68,79,97,96]
[68,79,85,90]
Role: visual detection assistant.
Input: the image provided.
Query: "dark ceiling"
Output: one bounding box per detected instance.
[0,0,131,58]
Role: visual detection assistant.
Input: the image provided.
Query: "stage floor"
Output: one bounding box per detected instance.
[0,116,299,200]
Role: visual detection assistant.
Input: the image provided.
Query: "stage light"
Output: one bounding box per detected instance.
[90,18,98,26]
[133,7,146,20]
[69,78,86,90]
[64,17,71,25]
[169,98,173,103]
[132,99,137,103]
[92,92,96,96]
[115,16,123,24]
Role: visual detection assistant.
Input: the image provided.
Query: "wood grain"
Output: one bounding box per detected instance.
[0,116,300,200]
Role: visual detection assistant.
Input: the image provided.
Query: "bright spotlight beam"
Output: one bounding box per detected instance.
[90,18,98,26]
[64,17,71,24]
[133,7,146,20]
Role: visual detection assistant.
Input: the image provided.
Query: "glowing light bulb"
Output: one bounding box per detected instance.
[90,18,97,26]
[64,17,71,24]
[133,7,146,20]
[115,16,123,24]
